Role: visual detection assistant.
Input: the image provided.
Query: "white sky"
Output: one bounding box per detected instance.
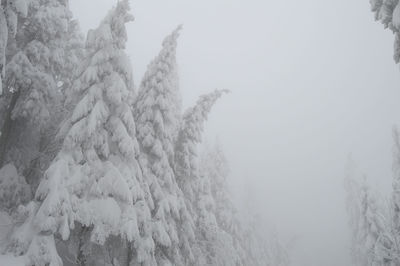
[70,1,400,265]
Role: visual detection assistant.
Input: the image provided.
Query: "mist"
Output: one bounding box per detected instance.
[0,0,398,265]
[67,1,400,265]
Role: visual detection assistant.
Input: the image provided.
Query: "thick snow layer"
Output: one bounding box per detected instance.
[0,254,25,266]
[393,3,400,31]
[0,164,31,212]
[12,0,28,17]
[0,211,12,243]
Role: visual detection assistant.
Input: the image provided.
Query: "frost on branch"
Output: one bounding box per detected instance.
[12,1,153,265]
[135,25,196,265]
[369,0,400,63]
[0,163,30,213]
[175,89,229,202]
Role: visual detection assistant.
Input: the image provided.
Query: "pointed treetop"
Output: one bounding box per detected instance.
[86,0,133,50]
[113,0,134,24]
[184,89,229,115]
[162,24,183,47]
[157,24,183,63]
[182,89,229,132]
[136,24,184,155]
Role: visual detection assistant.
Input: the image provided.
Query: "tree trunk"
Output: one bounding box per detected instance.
[126,240,132,266]
[77,227,89,266]
[0,89,20,168]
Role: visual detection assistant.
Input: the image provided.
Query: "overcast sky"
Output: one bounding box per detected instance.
[70,1,400,265]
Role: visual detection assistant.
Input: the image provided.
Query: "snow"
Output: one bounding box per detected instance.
[0,211,12,248]
[0,0,291,265]
[393,2,400,30]
[12,0,28,17]
[5,8,17,37]
[0,8,8,96]
[0,164,31,212]
[0,254,25,266]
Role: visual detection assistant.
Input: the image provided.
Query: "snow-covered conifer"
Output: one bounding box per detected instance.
[0,163,30,213]
[0,0,28,95]
[135,25,182,164]
[240,214,290,266]
[369,0,400,63]
[9,1,154,265]
[344,155,398,266]
[134,26,196,265]
[343,156,367,265]
[175,89,228,203]
[392,128,400,232]
[358,177,389,265]
[201,142,235,232]
[198,142,246,265]
[174,90,236,264]
[0,0,83,191]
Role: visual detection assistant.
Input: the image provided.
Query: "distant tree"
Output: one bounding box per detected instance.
[175,89,228,206]
[199,142,290,266]
[358,177,388,265]
[198,142,246,265]
[344,156,391,266]
[368,2,400,264]
[174,90,231,264]
[344,156,365,265]
[202,142,237,238]
[391,128,400,235]
[380,127,400,265]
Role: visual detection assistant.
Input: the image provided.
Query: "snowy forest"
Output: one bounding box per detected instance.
[0,0,400,265]
[0,0,289,265]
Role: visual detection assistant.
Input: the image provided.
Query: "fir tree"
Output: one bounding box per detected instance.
[0,0,28,95]
[358,178,388,265]
[369,0,400,63]
[0,0,83,193]
[344,156,365,265]
[9,1,154,265]
[174,90,234,265]
[134,26,195,266]
[175,89,228,204]
[198,142,245,265]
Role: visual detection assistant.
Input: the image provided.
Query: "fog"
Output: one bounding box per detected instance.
[70,1,400,265]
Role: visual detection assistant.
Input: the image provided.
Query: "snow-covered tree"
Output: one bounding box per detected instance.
[0,163,30,213]
[197,142,246,265]
[344,156,365,265]
[367,3,400,263]
[0,1,292,265]
[369,0,400,63]
[392,128,400,234]
[239,213,290,266]
[201,142,235,234]
[175,89,228,204]
[0,0,83,193]
[380,127,400,265]
[198,142,290,266]
[9,1,154,265]
[343,156,393,266]
[0,0,28,96]
[134,26,196,266]
[358,177,390,265]
[135,25,182,163]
